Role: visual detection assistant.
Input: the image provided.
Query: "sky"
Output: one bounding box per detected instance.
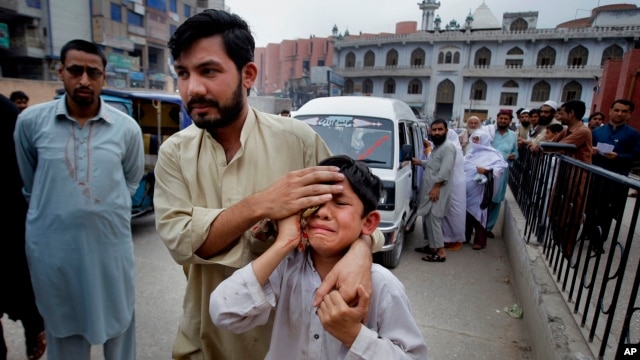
[224,0,639,47]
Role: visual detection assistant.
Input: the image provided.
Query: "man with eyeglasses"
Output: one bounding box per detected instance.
[13,39,145,360]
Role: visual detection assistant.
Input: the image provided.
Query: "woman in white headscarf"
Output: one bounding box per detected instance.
[464,129,508,250]
[441,128,466,250]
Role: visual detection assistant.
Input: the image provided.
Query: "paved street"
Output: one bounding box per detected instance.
[2,213,531,359]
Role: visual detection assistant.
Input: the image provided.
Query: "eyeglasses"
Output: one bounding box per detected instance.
[65,65,104,80]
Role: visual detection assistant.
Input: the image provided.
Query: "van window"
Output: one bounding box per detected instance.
[297,115,395,169]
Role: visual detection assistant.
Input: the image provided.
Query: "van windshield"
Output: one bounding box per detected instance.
[296,115,394,169]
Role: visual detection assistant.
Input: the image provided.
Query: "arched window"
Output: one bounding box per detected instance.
[567,45,588,67]
[474,47,491,67]
[345,52,356,68]
[436,79,455,103]
[364,51,375,67]
[438,52,444,64]
[470,80,487,100]
[408,79,422,94]
[386,49,398,67]
[411,48,425,67]
[536,46,556,67]
[344,79,354,94]
[562,81,582,102]
[453,52,460,64]
[531,81,551,102]
[503,80,519,88]
[510,18,528,31]
[384,79,396,94]
[362,79,374,94]
[507,47,524,55]
[445,51,452,64]
[601,44,623,65]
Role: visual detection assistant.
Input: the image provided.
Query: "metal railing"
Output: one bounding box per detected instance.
[509,143,640,359]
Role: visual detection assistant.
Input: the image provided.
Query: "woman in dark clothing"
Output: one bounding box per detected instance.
[0,93,46,360]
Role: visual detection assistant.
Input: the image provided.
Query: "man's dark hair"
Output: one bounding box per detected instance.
[10,90,28,102]
[168,9,255,73]
[60,39,107,68]
[516,107,524,115]
[561,100,586,120]
[589,112,605,121]
[611,99,635,113]
[317,155,382,216]
[528,108,540,116]
[431,118,448,130]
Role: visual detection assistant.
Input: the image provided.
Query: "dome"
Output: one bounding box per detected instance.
[471,3,501,29]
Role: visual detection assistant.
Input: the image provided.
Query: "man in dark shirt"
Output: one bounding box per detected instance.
[589,99,640,252]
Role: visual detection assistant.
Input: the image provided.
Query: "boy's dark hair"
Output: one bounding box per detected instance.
[546,124,564,134]
[528,108,540,116]
[60,39,107,68]
[611,99,635,112]
[168,9,255,73]
[10,91,28,102]
[318,155,382,216]
[561,100,586,120]
[431,118,448,130]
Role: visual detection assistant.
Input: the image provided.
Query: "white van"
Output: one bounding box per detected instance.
[294,96,426,268]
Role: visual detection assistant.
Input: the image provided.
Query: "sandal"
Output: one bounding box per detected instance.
[27,331,46,360]
[472,244,485,250]
[414,245,437,255]
[422,253,446,262]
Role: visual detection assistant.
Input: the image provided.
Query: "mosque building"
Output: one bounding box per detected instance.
[254,2,640,125]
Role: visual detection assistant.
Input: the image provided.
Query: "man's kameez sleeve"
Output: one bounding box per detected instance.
[123,124,146,196]
[154,138,222,265]
[13,114,37,202]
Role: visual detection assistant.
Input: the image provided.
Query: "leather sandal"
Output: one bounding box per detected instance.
[422,253,446,262]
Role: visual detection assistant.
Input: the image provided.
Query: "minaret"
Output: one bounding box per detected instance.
[418,0,441,31]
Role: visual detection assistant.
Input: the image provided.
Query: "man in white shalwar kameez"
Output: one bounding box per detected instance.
[411,119,456,262]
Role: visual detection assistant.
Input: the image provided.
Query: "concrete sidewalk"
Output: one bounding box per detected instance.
[394,218,533,359]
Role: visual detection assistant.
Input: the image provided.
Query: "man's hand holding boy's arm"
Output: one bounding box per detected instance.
[317,285,370,347]
[251,214,301,286]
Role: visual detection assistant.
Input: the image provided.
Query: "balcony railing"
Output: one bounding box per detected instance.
[509,143,640,359]
[333,65,432,77]
[463,64,602,78]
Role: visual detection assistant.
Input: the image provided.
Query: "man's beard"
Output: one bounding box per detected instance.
[497,123,509,130]
[539,115,553,126]
[468,128,478,135]
[188,79,245,132]
[70,87,96,107]
[521,121,530,127]
[431,134,446,145]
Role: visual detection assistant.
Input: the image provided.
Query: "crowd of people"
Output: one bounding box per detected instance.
[3,6,640,360]
[412,97,639,263]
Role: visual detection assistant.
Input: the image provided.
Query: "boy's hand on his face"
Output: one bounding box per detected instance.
[276,213,302,251]
[317,285,370,347]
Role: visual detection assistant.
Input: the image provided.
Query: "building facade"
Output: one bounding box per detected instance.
[254,2,639,125]
[0,0,227,92]
[330,3,640,126]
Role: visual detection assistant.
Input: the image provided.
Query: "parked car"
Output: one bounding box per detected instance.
[293,96,425,268]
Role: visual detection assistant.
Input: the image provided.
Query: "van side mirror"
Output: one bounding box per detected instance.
[401,144,414,161]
